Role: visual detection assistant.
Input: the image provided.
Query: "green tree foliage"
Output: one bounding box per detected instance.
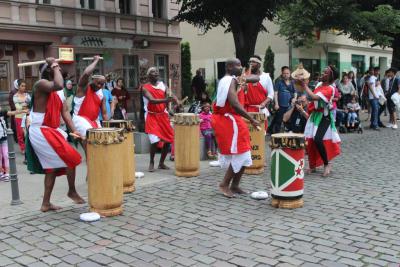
[277,0,400,68]
[173,0,293,66]
[263,46,275,80]
[181,42,193,99]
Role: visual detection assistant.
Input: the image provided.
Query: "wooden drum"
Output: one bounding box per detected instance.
[174,113,200,177]
[244,112,266,175]
[87,128,125,216]
[270,133,305,209]
[103,120,136,193]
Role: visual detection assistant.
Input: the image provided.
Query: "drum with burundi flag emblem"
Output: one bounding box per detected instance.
[270,133,305,209]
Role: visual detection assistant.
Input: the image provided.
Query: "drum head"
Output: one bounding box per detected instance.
[271,133,304,138]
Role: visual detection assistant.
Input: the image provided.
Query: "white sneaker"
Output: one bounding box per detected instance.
[386,123,393,128]
[393,124,398,129]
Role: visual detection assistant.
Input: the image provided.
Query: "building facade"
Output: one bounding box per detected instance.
[0,0,181,111]
[181,22,392,83]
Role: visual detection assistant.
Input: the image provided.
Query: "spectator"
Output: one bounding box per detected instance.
[99,83,114,124]
[192,69,206,101]
[272,66,296,133]
[105,74,115,91]
[359,71,370,112]
[199,103,216,159]
[283,95,309,133]
[8,79,19,142]
[348,71,358,91]
[63,80,75,115]
[376,80,386,127]
[112,78,130,119]
[368,67,381,130]
[384,67,399,129]
[13,80,31,153]
[346,96,361,128]
[338,74,356,108]
[0,106,27,181]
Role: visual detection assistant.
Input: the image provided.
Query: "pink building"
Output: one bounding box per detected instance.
[0,0,181,112]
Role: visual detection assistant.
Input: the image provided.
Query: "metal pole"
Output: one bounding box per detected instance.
[7,128,23,205]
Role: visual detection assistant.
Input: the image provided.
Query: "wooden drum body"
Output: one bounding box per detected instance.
[244,112,266,175]
[270,133,305,209]
[174,113,200,177]
[87,128,124,216]
[103,120,136,193]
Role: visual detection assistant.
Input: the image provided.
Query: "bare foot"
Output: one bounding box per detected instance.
[68,191,85,204]
[322,164,332,177]
[306,168,316,174]
[149,162,155,172]
[40,203,62,212]
[230,187,250,195]
[158,164,170,170]
[219,184,235,198]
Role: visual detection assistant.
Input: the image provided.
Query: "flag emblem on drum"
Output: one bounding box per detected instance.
[270,148,304,198]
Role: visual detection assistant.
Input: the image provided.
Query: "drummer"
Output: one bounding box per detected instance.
[142,67,179,172]
[73,56,108,152]
[299,65,341,177]
[243,55,274,129]
[212,59,260,198]
[26,58,84,212]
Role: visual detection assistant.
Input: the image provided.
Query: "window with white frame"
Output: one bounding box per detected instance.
[119,0,131,15]
[123,55,139,89]
[80,0,95,9]
[152,0,164,18]
[36,0,51,4]
[155,55,168,83]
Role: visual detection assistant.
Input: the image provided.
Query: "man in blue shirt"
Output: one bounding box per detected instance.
[99,86,114,124]
[271,66,295,133]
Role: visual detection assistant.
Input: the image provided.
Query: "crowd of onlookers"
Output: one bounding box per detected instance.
[191,64,400,159]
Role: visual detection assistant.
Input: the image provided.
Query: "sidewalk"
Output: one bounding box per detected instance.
[0,145,213,219]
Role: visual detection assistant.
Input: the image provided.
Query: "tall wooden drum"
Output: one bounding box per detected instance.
[244,112,266,175]
[174,113,200,177]
[270,133,305,209]
[103,120,136,193]
[87,128,124,216]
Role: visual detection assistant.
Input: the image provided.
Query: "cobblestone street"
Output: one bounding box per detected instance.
[0,127,400,267]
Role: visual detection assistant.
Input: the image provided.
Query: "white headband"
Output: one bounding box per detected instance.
[147,67,157,76]
[249,57,262,64]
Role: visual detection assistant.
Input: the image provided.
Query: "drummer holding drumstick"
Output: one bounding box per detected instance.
[212,59,260,198]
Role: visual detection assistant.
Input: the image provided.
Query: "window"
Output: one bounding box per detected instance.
[155,55,168,83]
[298,59,321,78]
[328,52,340,70]
[152,0,164,18]
[119,0,131,15]
[80,0,95,9]
[75,54,103,79]
[0,61,10,92]
[36,0,51,4]
[352,55,365,75]
[123,55,139,89]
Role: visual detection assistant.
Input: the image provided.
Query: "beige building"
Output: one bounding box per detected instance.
[0,0,182,110]
[181,22,392,83]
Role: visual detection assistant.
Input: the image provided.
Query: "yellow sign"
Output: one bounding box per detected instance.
[58,46,74,63]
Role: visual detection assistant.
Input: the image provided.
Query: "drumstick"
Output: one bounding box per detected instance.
[168,79,173,111]
[82,57,104,61]
[17,58,64,67]
[256,126,262,131]
[69,133,86,140]
[180,96,188,105]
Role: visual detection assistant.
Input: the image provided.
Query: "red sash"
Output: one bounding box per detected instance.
[78,85,102,122]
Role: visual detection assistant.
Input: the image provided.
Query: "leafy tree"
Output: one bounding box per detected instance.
[263,46,275,80]
[173,0,293,66]
[181,42,193,99]
[277,0,400,68]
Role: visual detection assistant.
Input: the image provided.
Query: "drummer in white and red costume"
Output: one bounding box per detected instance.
[26,58,84,212]
[142,67,179,172]
[244,55,274,129]
[212,59,260,198]
[73,55,108,150]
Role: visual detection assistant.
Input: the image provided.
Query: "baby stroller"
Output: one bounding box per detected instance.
[337,109,363,134]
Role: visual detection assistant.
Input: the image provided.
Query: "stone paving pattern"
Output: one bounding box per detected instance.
[0,128,400,267]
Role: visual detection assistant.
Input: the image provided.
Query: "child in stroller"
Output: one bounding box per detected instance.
[337,95,363,133]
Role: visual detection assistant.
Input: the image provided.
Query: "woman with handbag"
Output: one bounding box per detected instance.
[300,66,341,177]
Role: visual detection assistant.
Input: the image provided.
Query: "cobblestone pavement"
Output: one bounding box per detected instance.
[0,127,400,267]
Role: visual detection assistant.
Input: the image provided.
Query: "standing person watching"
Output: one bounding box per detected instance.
[13,79,31,154]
